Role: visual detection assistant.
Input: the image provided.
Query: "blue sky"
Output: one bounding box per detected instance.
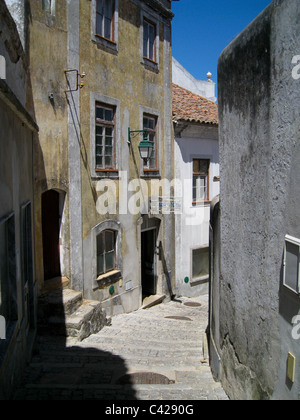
[171,0,273,97]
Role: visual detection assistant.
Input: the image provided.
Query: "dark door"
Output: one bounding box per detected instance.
[42,190,61,280]
[141,229,157,298]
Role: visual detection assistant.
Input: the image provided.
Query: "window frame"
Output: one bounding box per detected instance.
[191,246,210,282]
[143,113,158,172]
[95,0,116,43]
[92,0,119,52]
[143,18,157,63]
[20,201,34,332]
[96,229,117,277]
[42,0,55,15]
[192,159,210,205]
[92,220,122,290]
[95,102,117,172]
[140,10,159,72]
[283,235,300,296]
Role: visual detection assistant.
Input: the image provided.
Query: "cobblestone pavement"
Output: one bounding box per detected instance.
[14,295,229,400]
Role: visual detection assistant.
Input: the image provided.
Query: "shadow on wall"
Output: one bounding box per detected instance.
[13,280,138,400]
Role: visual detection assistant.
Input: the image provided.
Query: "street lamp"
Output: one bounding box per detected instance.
[128,128,154,164]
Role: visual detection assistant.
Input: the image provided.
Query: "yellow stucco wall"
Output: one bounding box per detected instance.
[29,0,174,312]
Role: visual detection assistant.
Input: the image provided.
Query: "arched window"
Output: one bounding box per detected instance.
[96,230,116,276]
[91,220,122,289]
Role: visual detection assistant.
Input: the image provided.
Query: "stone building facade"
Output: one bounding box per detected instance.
[211,0,300,400]
[29,0,175,317]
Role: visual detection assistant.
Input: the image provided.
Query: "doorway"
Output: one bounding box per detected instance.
[141,228,157,299]
[42,190,61,281]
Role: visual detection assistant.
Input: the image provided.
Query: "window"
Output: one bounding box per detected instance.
[0,214,17,331]
[192,247,209,280]
[42,0,55,14]
[96,0,115,42]
[92,220,122,289]
[21,202,34,330]
[143,19,157,62]
[193,159,210,204]
[97,230,116,276]
[283,235,300,295]
[95,103,116,170]
[143,114,158,171]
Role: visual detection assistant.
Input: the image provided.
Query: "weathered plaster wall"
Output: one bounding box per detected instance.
[28,0,174,314]
[216,0,300,400]
[79,0,174,314]
[269,0,300,400]
[29,0,70,286]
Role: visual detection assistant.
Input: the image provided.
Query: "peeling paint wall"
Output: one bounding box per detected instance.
[80,0,174,314]
[29,0,174,315]
[29,0,70,287]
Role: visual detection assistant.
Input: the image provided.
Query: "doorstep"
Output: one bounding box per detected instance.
[141,294,166,309]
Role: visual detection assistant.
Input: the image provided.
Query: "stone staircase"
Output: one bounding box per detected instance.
[14,295,229,400]
[37,277,109,341]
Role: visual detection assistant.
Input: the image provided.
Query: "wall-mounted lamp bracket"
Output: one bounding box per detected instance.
[128,128,148,145]
[64,69,86,93]
[128,127,154,163]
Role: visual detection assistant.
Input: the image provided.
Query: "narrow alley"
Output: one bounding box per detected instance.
[14,295,228,401]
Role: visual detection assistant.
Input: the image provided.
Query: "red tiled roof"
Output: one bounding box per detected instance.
[172,83,218,125]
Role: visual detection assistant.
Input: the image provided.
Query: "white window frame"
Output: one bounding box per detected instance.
[283,235,300,295]
[192,158,210,205]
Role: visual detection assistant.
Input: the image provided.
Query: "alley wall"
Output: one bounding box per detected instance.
[214,0,300,400]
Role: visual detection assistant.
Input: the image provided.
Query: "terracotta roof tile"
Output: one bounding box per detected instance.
[172,83,218,125]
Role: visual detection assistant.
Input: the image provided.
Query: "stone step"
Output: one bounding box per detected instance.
[81,336,203,350]
[37,284,109,341]
[76,342,203,358]
[14,382,225,401]
[141,294,166,309]
[38,288,83,318]
[103,324,204,335]
[40,277,70,295]
[41,301,108,341]
[28,354,203,370]
[108,314,205,327]
[84,330,203,343]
